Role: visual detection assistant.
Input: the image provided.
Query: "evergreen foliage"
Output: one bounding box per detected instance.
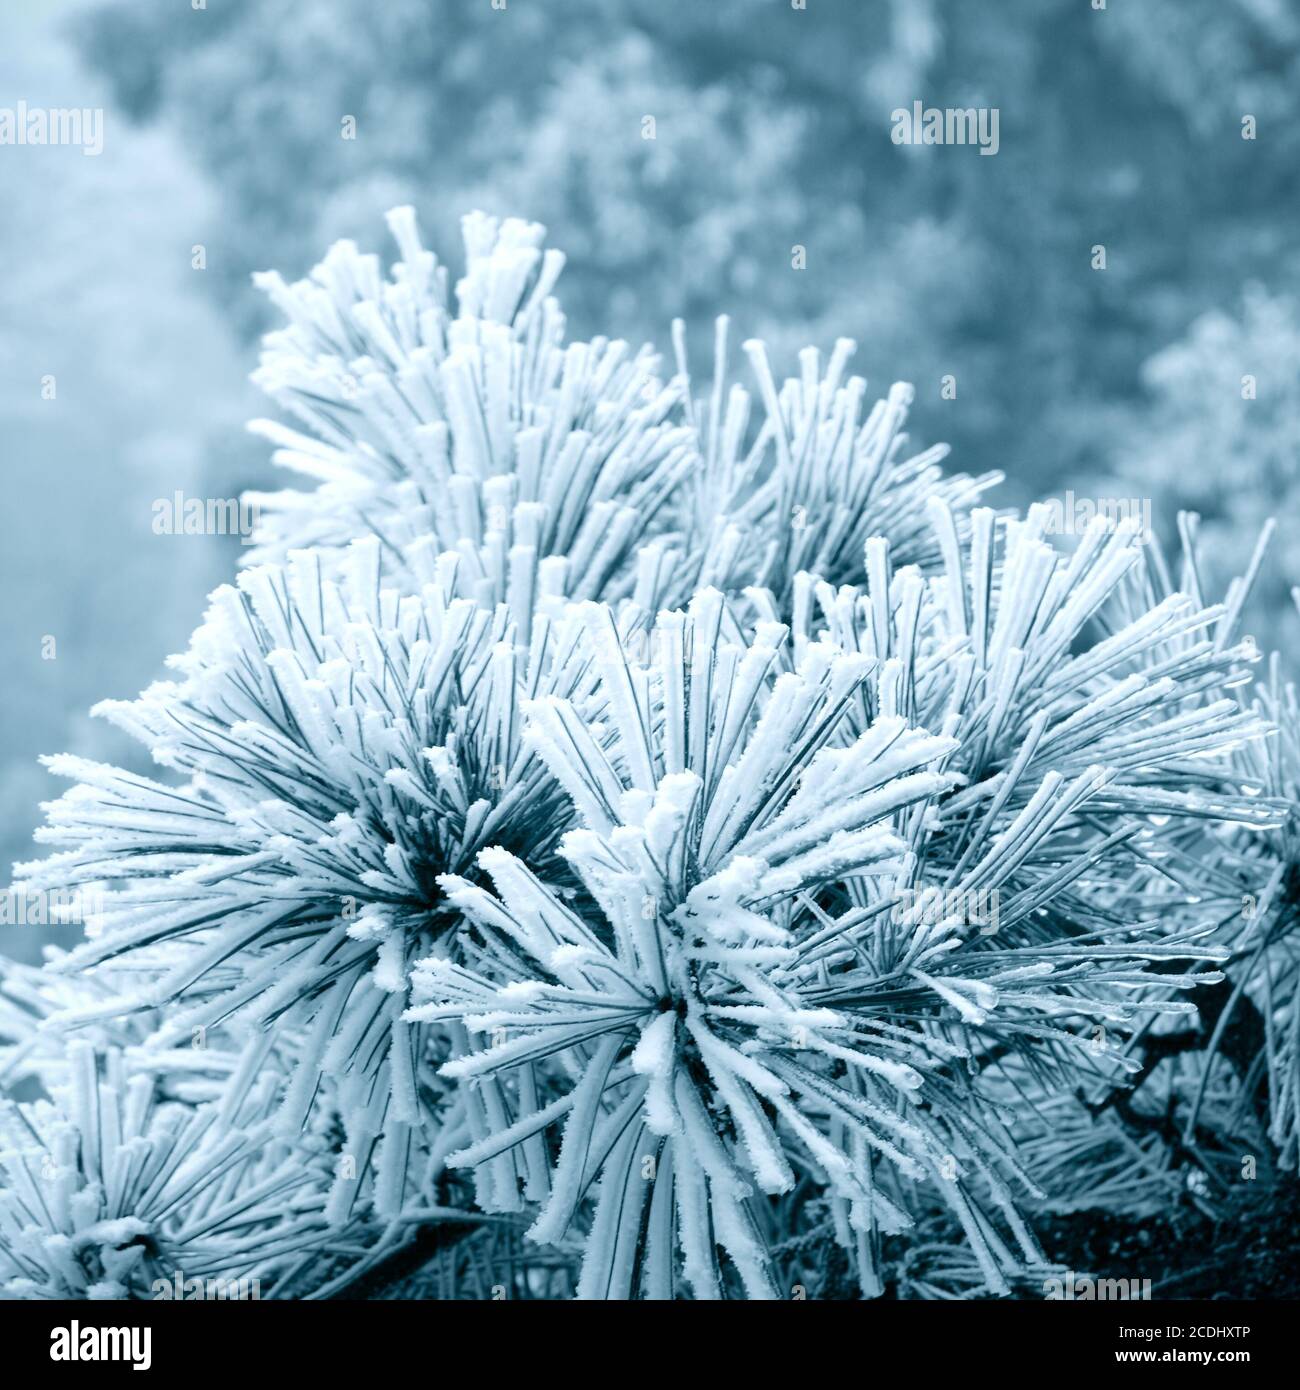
[2,212,1293,1300]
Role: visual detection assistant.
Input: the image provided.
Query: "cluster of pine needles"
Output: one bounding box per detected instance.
[2,211,1297,1300]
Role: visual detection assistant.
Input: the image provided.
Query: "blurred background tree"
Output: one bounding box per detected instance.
[72,1,1300,596]
[0,1,256,958]
[1107,286,1300,631]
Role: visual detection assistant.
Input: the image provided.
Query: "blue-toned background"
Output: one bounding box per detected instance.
[5,0,1299,960]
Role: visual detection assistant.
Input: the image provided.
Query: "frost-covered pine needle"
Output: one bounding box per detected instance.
[3,210,1293,1302]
